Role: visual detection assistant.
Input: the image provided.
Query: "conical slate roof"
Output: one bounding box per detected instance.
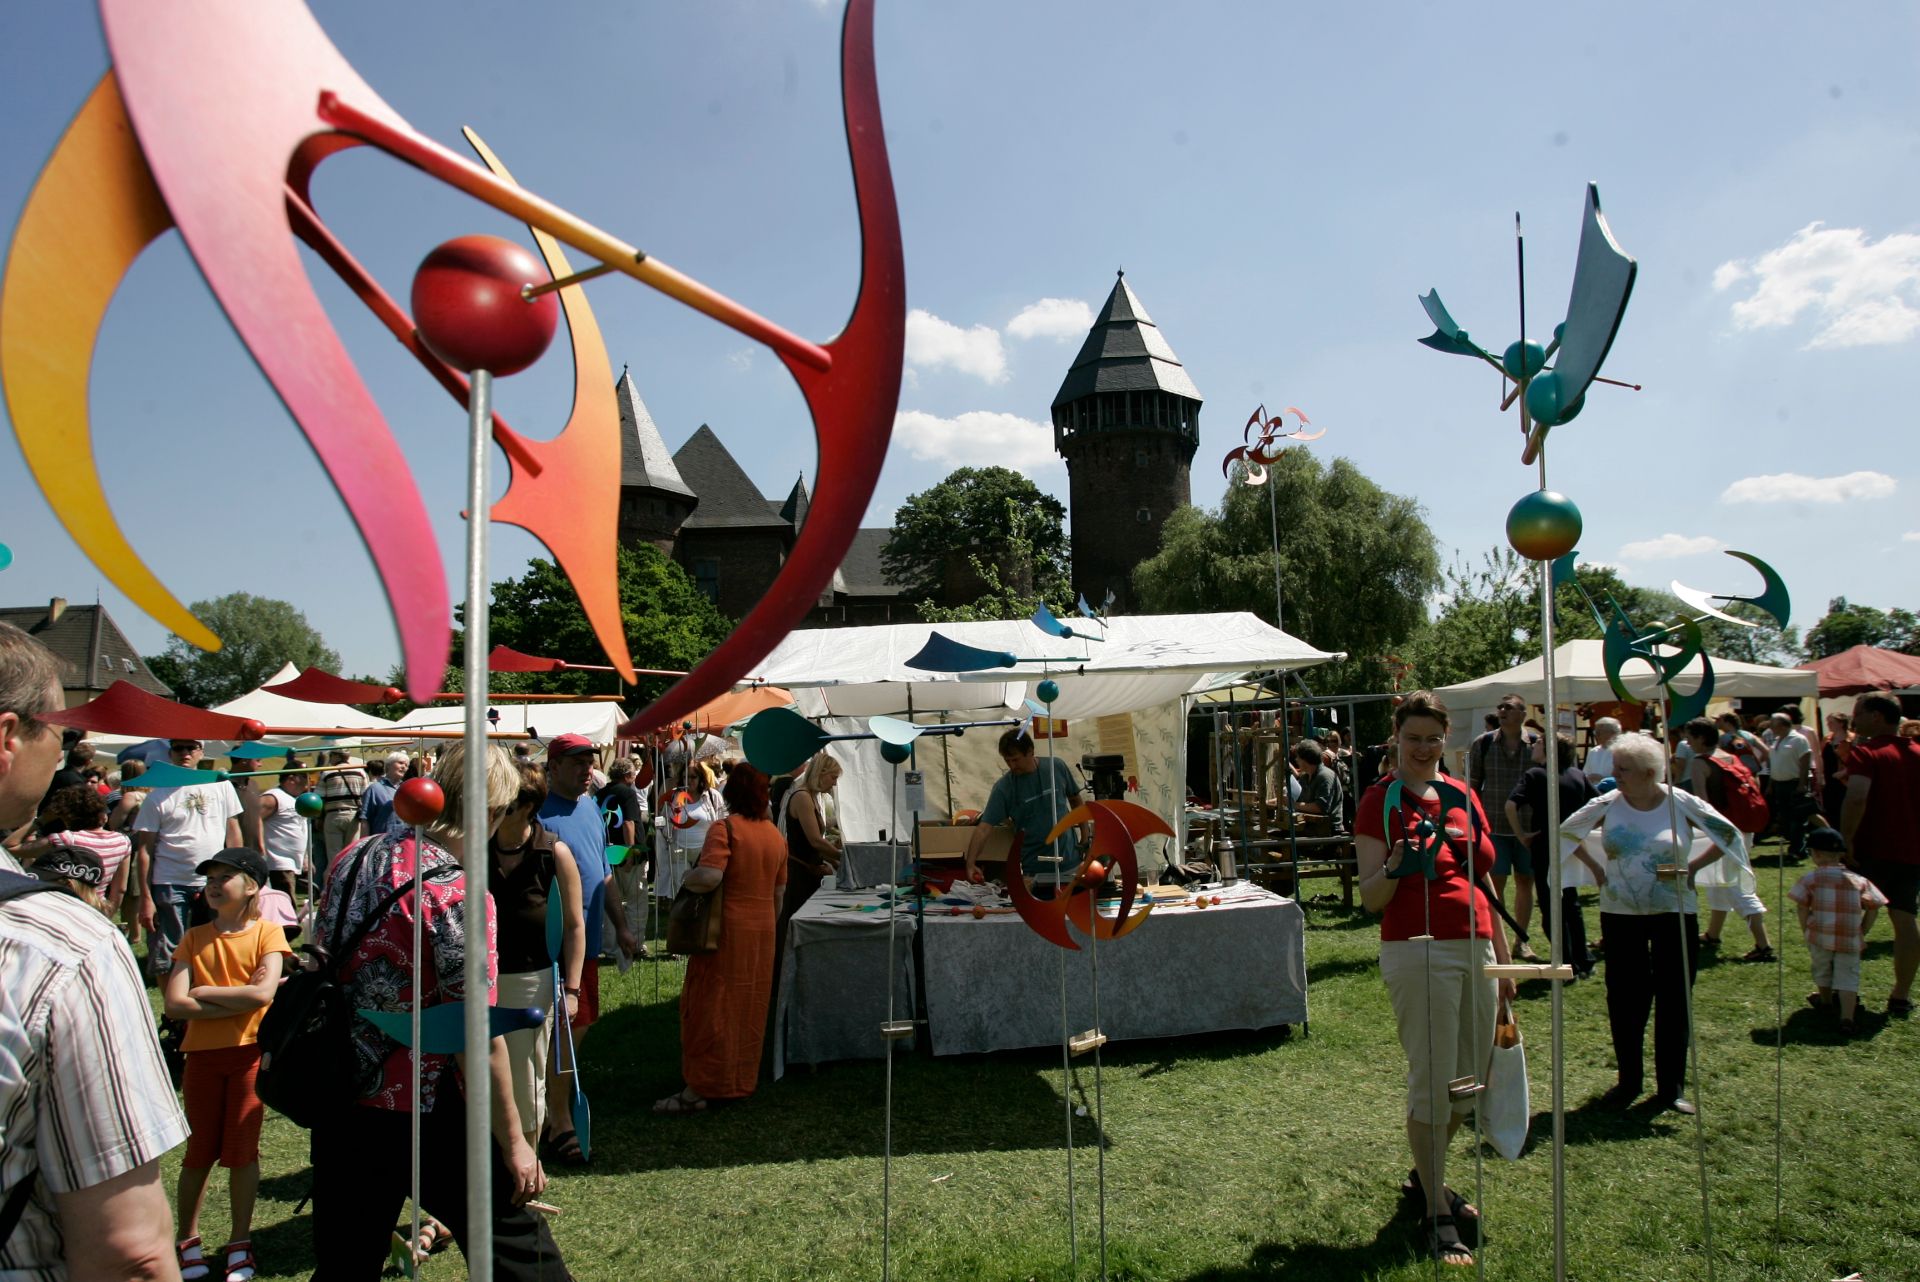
[616,369,694,499]
[1051,272,1202,407]
[673,425,790,529]
[778,474,811,528]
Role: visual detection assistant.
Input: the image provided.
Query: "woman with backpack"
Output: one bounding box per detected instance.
[304,744,569,1280]
[1681,719,1776,962]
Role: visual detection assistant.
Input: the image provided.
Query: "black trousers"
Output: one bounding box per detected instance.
[1769,779,1810,856]
[310,1102,570,1281]
[1536,886,1591,974]
[1599,911,1699,1099]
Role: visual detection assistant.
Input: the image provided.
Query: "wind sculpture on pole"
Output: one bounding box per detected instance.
[1220,405,1324,635]
[4,2,905,1275]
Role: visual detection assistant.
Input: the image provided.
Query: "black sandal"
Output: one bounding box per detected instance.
[1427,1214,1474,1266]
[1401,1169,1478,1224]
[542,1129,588,1166]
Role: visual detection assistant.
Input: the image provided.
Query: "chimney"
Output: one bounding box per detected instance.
[47,597,67,624]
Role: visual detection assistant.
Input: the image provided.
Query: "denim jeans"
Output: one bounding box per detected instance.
[149,881,207,972]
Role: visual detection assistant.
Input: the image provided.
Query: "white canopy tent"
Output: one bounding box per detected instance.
[750,613,1339,846]
[387,699,624,746]
[211,663,406,743]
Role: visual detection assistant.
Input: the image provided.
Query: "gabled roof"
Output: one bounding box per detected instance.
[837,528,911,598]
[1051,271,1203,406]
[0,601,172,697]
[615,369,695,500]
[671,425,790,529]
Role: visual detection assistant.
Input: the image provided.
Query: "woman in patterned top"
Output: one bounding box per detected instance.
[1556,732,1751,1114]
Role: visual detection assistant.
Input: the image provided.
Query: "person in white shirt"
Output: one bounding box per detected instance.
[131,739,243,975]
[258,761,313,896]
[1584,717,1621,787]
[1764,711,1813,860]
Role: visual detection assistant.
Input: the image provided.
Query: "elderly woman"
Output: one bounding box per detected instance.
[1354,691,1513,1268]
[309,743,566,1277]
[1584,716,1621,786]
[655,763,787,1114]
[1557,731,1749,1114]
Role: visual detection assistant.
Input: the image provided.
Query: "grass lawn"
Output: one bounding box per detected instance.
[168,841,1916,1280]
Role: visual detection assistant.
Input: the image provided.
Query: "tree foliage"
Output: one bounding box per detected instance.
[145,593,340,708]
[1133,449,1441,700]
[883,467,1070,618]
[1804,597,1919,658]
[430,543,733,709]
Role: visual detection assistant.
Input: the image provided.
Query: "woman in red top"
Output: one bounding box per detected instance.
[1354,691,1515,1268]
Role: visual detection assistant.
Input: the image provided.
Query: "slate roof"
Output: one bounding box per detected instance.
[1051,271,1204,407]
[0,601,172,697]
[615,369,695,500]
[777,474,811,528]
[671,425,791,529]
[837,529,910,597]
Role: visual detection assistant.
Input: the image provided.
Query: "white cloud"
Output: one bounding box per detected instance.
[904,308,1007,383]
[1714,223,1920,348]
[1903,531,1920,543]
[894,409,1058,472]
[725,348,753,372]
[1007,297,1093,341]
[1720,470,1897,504]
[1617,533,1726,561]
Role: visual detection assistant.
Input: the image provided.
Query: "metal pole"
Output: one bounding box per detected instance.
[461,369,495,1278]
[409,817,425,1273]
[1535,434,1567,1282]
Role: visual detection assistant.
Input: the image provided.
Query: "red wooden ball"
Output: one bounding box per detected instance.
[238,719,266,740]
[971,904,987,919]
[394,776,446,827]
[1081,859,1108,887]
[410,235,558,376]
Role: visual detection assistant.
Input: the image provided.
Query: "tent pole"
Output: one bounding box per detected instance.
[458,369,495,1278]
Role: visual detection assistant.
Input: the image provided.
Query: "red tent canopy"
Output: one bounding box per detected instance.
[1798,644,1920,696]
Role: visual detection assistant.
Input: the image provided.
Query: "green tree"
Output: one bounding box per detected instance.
[883,467,1070,617]
[145,593,340,708]
[438,543,732,708]
[1804,597,1897,658]
[1133,449,1441,702]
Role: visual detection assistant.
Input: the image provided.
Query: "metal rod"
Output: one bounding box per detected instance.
[410,818,424,1278]
[1266,472,1284,635]
[1536,434,1568,1282]
[461,368,496,1278]
[881,760,900,1282]
[521,259,619,300]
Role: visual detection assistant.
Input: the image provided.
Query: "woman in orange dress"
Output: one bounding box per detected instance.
[654,763,787,1113]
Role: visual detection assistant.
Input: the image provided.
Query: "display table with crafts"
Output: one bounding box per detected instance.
[774,880,1307,1075]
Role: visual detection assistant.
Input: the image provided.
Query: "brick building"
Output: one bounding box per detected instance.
[1051,271,1202,612]
[0,598,172,706]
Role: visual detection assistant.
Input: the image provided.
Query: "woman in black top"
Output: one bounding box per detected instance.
[486,764,584,1147]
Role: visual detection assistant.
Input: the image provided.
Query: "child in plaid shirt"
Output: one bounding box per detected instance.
[1789,826,1886,1034]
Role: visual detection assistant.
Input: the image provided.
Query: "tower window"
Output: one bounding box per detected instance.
[693,558,720,603]
[1134,449,1150,469]
[1135,507,1152,524]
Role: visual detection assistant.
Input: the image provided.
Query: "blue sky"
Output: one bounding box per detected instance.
[3,1,1916,679]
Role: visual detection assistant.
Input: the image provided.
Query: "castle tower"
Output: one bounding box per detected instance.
[1051,272,1201,612]
[614,368,697,552]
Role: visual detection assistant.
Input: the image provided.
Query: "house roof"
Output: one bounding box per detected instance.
[671,425,791,529]
[1051,271,1203,407]
[615,369,695,500]
[777,474,811,528]
[837,528,911,598]
[0,601,172,697]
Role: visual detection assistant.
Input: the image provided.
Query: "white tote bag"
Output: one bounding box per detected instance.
[1482,1008,1530,1161]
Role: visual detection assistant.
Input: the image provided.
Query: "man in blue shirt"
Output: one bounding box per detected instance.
[536,734,637,1166]
[355,752,409,840]
[964,728,1090,889]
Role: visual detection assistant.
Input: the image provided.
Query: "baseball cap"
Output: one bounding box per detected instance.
[547,733,596,757]
[32,846,104,888]
[1807,827,1846,854]
[197,846,272,884]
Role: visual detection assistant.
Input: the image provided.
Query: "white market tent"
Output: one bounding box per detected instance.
[750,613,1338,845]
[386,699,624,747]
[211,662,404,742]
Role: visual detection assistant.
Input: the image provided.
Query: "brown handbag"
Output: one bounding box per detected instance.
[666,819,728,954]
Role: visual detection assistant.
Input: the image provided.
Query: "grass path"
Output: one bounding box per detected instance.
[173,844,1917,1279]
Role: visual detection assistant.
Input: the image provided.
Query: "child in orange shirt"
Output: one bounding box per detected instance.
[162,847,292,1282]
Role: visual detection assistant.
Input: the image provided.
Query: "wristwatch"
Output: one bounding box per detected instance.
[565,987,581,998]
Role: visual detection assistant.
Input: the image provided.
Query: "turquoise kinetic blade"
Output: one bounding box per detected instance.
[226,743,295,760]
[1546,182,1636,404]
[905,632,1020,673]
[1416,289,1496,362]
[1032,603,1072,638]
[868,715,923,746]
[1666,650,1717,725]
[358,1004,545,1054]
[1722,550,1792,629]
[135,761,227,788]
[742,706,832,774]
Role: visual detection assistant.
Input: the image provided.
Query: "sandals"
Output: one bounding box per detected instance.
[221,1241,255,1282]
[1741,945,1777,963]
[1887,996,1914,1017]
[177,1236,211,1282]
[542,1128,590,1165]
[1426,1214,1474,1267]
[1400,1169,1478,1224]
[652,1089,708,1116]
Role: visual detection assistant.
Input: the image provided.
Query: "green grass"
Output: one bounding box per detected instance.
[167,842,1918,1280]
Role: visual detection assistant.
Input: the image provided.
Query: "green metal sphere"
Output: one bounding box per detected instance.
[1524,369,1565,425]
[880,740,911,765]
[1036,678,1060,705]
[1502,339,1547,382]
[1506,490,1583,562]
[294,790,325,819]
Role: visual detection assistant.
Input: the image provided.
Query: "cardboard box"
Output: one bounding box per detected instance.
[917,822,1013,862]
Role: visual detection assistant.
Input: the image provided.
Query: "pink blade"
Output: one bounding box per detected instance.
[262,667,403,704]
[46,681,265,740]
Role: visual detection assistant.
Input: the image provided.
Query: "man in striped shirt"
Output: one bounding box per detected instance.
[1,621,188,1279]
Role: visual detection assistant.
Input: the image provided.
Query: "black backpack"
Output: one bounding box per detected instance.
[254,842,456,1128]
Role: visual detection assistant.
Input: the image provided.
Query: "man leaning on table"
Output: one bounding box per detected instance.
[963,728,1091,892]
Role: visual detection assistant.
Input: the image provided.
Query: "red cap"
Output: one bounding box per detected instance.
[546,733,596,757]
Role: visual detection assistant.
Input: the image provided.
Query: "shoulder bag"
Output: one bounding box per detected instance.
[666,818,728,955]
